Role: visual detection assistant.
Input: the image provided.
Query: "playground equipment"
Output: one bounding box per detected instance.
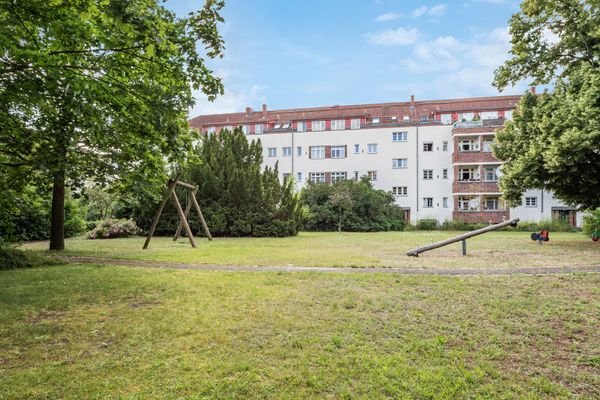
[143,178,212,249]
[530,229,550,244]
[406,217,520,257]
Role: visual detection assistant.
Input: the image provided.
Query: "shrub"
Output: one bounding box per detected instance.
[87,219,139,239]
[0,245,62,270]
[582,209,600,237]
[416,219,438,231]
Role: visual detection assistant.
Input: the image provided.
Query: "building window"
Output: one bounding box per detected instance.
[267,147,277,157]
[331,119,346,130]
[255,124,264,134]
[241,125,249,135]
[442,141,448,151]
[420,115,429,122]
[504,110,513,120]
[372,117,380,124]
[297,121,306,132]
[392,131,408,142]
[282,147,292,157]
[525,197,537,207]
[440,114,452,125]
[331,171,347,183]
[423,169,433,180]
[222,125,232,132]
[483,166,498,182]
[309,172,326,183]
[484,197,500,210]
[458,168,477,181]
[367,143,377,154]
[459,139,479,152]
[297,172,303,182]
[483,139,494,152]
[458,196,479,211]
[392,158,408,169]
[354,144,360,154]
[331,146,346,159]
[282,173,291,181]
[351,119,361,129]
[458,112,474,122]
[312,120,325,131]
[207,126,216,133]
[481,111,499,120]
[297,146,302,157]
[442,197,448,208]
[423,197,434,208]
[392,186,408,196]
[367,171,377,181]
[353,171,359,181]
[443,169,448,179]
[423,142,433,152]
[310,146,325,159]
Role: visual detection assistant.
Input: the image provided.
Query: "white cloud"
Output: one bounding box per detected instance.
[189,83,267,117]
[366,27,421,46]
[375,12,403,22]
[412,4,447,18]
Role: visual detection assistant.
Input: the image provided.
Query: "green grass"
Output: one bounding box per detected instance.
[1,264,598,399]
[24,231,600,269]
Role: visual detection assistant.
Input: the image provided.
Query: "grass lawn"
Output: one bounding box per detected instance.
[24,231,600,270]
[0,264,598,399]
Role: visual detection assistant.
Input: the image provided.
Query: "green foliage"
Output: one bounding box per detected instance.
[416,219,438,231]
[493,1,600,210]
[0,0,225,249]
[87,219,139,240]
[132,128,302,237]
[0,246,61,270]
[582,209,600,237]
[0,184,86,242]
[301,178,405,232]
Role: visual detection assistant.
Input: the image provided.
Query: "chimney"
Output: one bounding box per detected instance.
[530,86,536,94]
[410,94,416,117]
[245,106,252,117]
[262,104,268,119]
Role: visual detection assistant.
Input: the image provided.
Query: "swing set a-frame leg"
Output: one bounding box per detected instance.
[143,179,177,250]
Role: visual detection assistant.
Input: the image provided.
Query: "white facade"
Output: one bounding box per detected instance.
[251,125,579,226]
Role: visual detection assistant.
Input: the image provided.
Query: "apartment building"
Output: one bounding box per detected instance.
[189,94,581,226]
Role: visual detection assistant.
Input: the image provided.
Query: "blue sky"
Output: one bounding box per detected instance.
[166,0,529,117]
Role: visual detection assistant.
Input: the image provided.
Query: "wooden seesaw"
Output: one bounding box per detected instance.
[406,217,520,257]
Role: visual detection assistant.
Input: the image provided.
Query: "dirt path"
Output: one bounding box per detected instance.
[61,256,600,276]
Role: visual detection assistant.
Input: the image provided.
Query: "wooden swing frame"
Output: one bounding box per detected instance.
[143,178,212,249]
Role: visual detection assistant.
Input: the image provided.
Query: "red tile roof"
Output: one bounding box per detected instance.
[188,95,521,129]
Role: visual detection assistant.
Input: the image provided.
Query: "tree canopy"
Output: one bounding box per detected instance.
[0,0,225,249]
[493,0,600,210]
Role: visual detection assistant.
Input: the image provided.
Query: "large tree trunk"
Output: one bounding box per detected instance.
[49,168,65,250]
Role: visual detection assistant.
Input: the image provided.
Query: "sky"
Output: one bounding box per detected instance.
[166,0,530,117]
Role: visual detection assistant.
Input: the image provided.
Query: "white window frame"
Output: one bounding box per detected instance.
[484,197,500,211]
[423,197,434,208]
[367,170,377,181]
[458,168,478,182]
[297,146,302,157]
[255,124,264,134]
[309,172,326,183]
[423,142,433,152]
[423,169,433,180]
[207,126,216,133]
[481,111,499,120]
[331,171,347,183]
[504,110,513,120]
[331,119,346,131]
[443,169,448,179]
[331,146,346,159]
[297,172,303,182]
[392,131,408,142]
[440,114,452,125]
[367,143,377,154]
[392,158,407,169]
[483,139,494,153]
[282,147,292,157]
[311,120,325,131]
[297,121,306,132]
[372,117,380,124]
[442,197,448,208]
[483,167,498,182]
[459,112,474,122]
[459,139,479,152]
[525,197,537,207]
[267,147,277,157]
[310,146,326,159]
[392,186,408,197]
[354,144,360,154]
[442,141,448,151]
[351,118,361,130]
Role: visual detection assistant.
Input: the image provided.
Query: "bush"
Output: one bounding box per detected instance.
[583,209,600,237]
[88,219,139,239]
[0,245,62,270]
[416,219,438,231]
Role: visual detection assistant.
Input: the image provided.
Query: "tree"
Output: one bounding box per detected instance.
[493,0,600,209]
[0,0,225,249]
